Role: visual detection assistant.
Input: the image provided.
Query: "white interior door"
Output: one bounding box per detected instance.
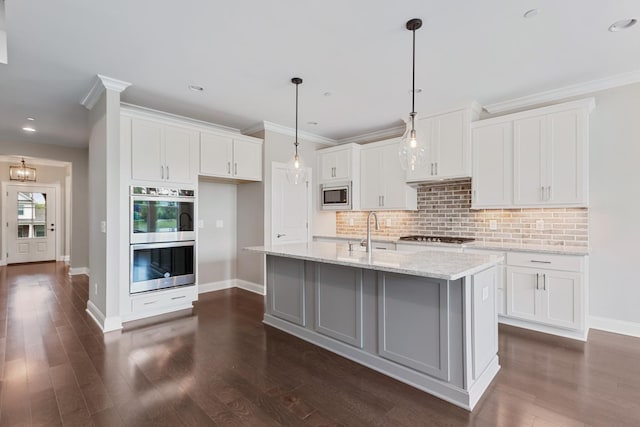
[5,185,57,263]
[271,163,311,244]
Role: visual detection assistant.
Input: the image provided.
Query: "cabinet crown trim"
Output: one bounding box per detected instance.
[242,120,338,146]
[472,98,595,129]
[82,75,132,110]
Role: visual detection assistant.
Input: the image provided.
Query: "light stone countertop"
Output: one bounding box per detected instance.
[244,242,503,281]
[313,235,589,256]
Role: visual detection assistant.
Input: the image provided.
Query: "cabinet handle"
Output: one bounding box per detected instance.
[227,162,231,174]
[546,186,551,201]
[234,163,238,175]
[166,165,170,180]
[430,163,434,176]
[381,195,385,207]
[473,190,477,202]
[536,273,540,290]
[540,186,544,201]
[171,295,186,300]
[161,165,165,180]
[144,300,157,306]
[435,162,438,175]
[530,260,552,264]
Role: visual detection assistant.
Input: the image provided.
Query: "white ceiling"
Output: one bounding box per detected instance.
[0,0,638,148]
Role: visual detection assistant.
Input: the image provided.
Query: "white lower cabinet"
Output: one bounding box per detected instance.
[504,251,586,338]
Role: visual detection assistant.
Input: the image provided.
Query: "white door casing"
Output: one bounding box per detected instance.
[271,162,312,245]
[3,183,58,264]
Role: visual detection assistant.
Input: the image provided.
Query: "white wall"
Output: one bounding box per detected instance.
[588,83,640,328]
[0,140,89,269]
[198,180,238,285]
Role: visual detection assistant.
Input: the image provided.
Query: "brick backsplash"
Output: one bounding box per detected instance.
[336,179,588,247]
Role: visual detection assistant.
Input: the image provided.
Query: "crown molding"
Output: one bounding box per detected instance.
[81,74,131,110]
[242,121,338,146]
[337,125,406,145]
[484,69,640,114]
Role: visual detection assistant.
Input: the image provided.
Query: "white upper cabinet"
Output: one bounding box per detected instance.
[318,143,360,183]
[406,105,481,182]
[513,105,589,207]
[130,118,198,185]
[471,122,513,208]
[200,132,263,182]
[471,98,594,209]
[361,139,417,211]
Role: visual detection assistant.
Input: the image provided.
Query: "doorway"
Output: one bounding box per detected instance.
[2,183,59,264]
[271,162,312,245]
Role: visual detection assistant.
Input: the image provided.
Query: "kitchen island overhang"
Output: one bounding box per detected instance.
[245,242,504,410]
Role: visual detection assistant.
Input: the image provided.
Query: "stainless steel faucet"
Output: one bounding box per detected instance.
[362,211,380,253]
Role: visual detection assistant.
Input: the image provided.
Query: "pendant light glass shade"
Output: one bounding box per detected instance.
[286,77,307,185]
[398,18,426,172]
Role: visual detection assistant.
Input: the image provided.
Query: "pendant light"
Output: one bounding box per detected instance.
[398,18,426,172]
[9,158,37,182]
[286,77,307,185]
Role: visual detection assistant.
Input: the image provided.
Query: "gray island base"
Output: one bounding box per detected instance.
[245,242,503,410]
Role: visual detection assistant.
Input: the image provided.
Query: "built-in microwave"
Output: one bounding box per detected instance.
[130,186,195,244]
[130,241,195,294]
[321,181,352,210]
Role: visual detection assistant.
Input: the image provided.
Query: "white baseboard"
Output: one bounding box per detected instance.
[198,279,264,295]
[58,255,70,263]
[235,279,265,295]
[498,316,588,341]
[69,267,90,276]
[0,259,5,267]
[589,316,640,338]
[198,279,235,294]
[86,300,123,333]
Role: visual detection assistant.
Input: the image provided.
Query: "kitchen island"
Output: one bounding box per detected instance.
[245,242,503,410]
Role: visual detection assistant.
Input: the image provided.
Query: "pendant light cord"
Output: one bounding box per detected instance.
[411,27,416,117]
[295,81,299,156]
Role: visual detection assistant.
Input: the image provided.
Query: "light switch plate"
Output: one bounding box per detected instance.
[198,220,204,229]
[536,219,544,230]
[348,218,355,226]
[482,287,489,301]
[216,220,224,228]
[489,220,497,230]
[385,219,392,227]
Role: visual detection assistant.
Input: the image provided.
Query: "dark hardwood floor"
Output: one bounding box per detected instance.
[1,262,639,426]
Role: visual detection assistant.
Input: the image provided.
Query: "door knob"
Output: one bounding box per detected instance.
[277,233,286,238]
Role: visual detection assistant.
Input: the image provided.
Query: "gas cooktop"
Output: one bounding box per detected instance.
[398,235,475,244]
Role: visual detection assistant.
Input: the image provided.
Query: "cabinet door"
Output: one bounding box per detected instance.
[131,119,164,181]
[267,256,306,326]
[164,125,197,184]
[360,147,383,210]
[405,116,435,182]
[381,142,410,209]
[546,110,586,205]
[538,270,582,330]
[471,122,513,207]
[200,132,233,177]
[233,139,262,181]
[433,110,468,178]
[513,116,546,205]
[333,149,351,180]
[320,152,337,181]
[506,266,540,322]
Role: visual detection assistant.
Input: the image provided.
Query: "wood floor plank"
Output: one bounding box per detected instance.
[1,262,640,426]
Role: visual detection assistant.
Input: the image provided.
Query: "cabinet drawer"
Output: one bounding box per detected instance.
[131,287,195,312]
[507,252,583,272]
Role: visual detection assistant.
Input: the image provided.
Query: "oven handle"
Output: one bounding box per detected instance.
[131,240,195,250]
[131,195,195,203]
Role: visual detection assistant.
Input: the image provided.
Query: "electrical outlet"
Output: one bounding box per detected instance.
[100,221,106,233]
[215,220,224,228]
[348,218,355,226]
[489,220,497,230]
[536,219,544,230]
[94,283,98,295]
[385,219,392,227]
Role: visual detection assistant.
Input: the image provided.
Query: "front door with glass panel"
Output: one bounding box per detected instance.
[6,185,56,263]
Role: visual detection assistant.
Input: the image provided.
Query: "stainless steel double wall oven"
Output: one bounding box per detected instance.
[129,186,196,294]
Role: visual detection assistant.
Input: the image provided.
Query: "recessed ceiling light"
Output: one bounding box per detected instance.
[22,126,36,132]
[609,18,637,32]
[323,92,332,97]
[188,85,204,92]
[523,9,539,19]
[307,121,318,126]
[26,117,35,121]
